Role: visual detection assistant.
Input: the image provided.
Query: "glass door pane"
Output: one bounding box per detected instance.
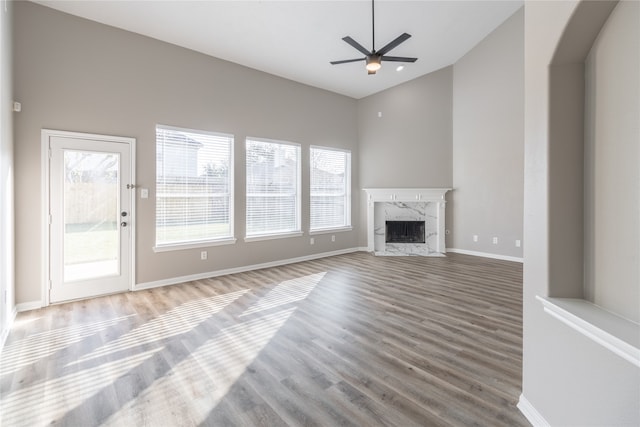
[63,150,120,282]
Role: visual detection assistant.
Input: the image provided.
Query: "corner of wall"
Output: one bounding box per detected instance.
[0,0,16,349]
[451,7,524,259]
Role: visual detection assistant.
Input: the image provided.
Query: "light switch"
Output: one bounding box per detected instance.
[140,188,149,199]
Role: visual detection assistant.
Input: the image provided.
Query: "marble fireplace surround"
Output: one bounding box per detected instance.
[363,188,451,256]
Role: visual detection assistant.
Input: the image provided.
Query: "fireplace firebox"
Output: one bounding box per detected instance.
[385,221,426,243]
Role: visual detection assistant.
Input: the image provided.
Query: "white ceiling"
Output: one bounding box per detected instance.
[34,0,523,99]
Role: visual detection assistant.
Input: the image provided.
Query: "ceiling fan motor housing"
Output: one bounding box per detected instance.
[366,55,382,72]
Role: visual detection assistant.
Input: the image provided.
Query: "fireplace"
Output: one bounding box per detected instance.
[386,221,425,243]
[363,188,451,256]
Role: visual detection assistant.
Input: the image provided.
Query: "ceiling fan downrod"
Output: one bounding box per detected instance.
[371,0,375,52]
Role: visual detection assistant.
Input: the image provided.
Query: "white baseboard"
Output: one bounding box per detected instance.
[16,301,43,312]
[135,247,362,291]
[1,306,17,352]
[447,248,523,263]
[517,394,550,427]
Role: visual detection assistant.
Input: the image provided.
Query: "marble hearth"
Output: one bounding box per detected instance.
[363,188,451,256]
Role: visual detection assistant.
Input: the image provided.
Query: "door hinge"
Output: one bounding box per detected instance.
[126,184,136,189]
[48,214,52,225]
[48,280,52,290]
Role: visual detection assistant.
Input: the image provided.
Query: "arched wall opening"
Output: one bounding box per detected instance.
[546,1,618,299]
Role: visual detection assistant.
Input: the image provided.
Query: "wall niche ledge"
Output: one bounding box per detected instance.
[537,296,640,368]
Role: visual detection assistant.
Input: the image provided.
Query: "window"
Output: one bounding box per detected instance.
[310,147,351,231]
[155,125,233,248]
[246,138,301,238]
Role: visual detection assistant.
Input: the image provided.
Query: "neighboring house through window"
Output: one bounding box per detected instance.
[245,138,301,239]
[310,146,351,232]
[155,125,234,248]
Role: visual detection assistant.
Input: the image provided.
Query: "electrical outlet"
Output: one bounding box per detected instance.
[473,235,478,242]
[516,239,521,248]
[200,251,207,260]
[331,235,336,242]
[492,237,498,244]
[310,237,315,245]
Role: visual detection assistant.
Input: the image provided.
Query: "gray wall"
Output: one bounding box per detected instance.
[13,2,359,304]
[0,1,14,345]
[584,0,639,323]
[452,8,524,258]
[357,67,453,189]
[522,1,639,424]
[356,67,453,245]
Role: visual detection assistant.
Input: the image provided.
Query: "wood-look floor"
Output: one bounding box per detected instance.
[0,252,529,427]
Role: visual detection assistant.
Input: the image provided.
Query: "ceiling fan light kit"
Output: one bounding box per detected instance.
[366,56,382,72]
[330,0,417,75]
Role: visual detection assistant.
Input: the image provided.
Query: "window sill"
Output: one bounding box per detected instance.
[537,296,640,367]
[244,231,304,243]
[309,226,353,236]
[153,238,237,252]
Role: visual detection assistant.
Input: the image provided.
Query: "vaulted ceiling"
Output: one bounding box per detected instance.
[34,1,523,99]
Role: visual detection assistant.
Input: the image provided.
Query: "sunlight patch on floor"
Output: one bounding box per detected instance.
[70,289,248,366]
[103,307,297,426]
[241,272,326,317]
[0,272,326,426]
[0,315,135,376]
[0,349,160,425]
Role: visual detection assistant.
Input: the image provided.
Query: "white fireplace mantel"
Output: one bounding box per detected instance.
[363,188,451,255]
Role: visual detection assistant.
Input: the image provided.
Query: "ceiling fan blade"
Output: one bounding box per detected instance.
[342,36,372,56]
[330,58,366,65]
[376,33,411,56]
[380,56,418,63]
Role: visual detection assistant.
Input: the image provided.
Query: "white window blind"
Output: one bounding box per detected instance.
[310,147,351,231]
[156,125,233,246]
[246,139,301,237]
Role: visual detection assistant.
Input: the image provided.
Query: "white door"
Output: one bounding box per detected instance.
[47,132,134,303]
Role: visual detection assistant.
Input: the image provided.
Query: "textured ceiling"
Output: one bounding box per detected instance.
[34,0,523,99]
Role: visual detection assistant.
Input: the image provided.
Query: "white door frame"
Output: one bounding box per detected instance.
[41,129,136,306]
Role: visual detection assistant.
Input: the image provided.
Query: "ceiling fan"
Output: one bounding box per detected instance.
[330,0,417,75]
